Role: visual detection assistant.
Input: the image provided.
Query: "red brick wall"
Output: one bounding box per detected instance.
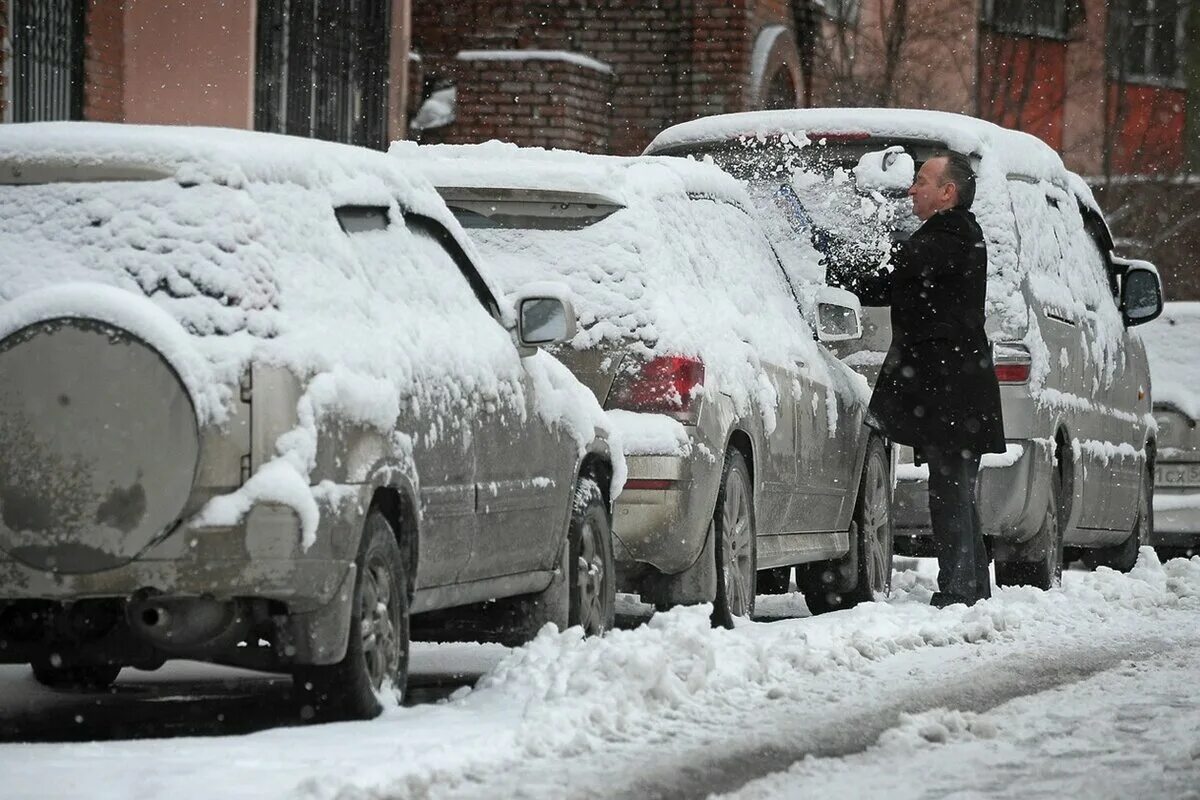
[979,33,1068,152]
[427,56,612,152]
[411,0,802,155]
[83,0,124,122]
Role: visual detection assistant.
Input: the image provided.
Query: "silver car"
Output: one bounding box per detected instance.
[647,109,1164,588]
[398,144,893,625]
[0,124,618,721]
[1141,301,1200,558]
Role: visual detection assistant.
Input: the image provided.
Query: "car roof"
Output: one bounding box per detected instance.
[646,108,1101,214]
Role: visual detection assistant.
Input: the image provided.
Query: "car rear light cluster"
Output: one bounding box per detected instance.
[993,342,1032,384]
[607,355,705,423]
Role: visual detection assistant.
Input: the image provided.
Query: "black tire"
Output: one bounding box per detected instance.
[711,450,757,629]
[567,477,616,635]
[1081,466,1150,573]
[31,661,121,690]
[294,509,409,723]
[799,436,893,614]
[996,460,1064,590]
[757,566,792,595]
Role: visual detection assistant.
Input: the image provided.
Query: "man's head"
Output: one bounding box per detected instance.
[908,152,976,221]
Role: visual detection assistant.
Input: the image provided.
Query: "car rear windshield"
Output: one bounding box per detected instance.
[0,179,280,336]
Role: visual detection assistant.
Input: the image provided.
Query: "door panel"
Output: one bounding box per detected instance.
[464,369,577,581]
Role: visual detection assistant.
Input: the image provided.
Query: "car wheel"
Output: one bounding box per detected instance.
[757,566,792,595]
[799,436,893,614]
[711,450,756,629]
[31,661,121,690]
[294,509,409,722]
[996,461,1064,590]
[568,477,616,635]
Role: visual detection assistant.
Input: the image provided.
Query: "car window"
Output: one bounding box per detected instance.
[404,213,503,319]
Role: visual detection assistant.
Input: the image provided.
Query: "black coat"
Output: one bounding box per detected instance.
[827,208,1005,455]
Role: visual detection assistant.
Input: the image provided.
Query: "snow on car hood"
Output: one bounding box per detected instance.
[394,141,869,431]
[0,123,621,547]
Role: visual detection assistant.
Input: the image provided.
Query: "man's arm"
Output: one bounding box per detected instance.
[819,229,895,306]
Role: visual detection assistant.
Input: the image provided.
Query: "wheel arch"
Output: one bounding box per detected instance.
[726,428,755,486]
[369,482,420,599]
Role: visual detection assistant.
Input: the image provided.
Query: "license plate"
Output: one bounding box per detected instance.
[1156,463,1200,488]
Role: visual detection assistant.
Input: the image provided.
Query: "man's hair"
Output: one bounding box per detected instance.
[931,151,976,210]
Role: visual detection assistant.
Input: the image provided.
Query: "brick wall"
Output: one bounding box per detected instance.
[412,0,804,155]
[427,55,612,152]
[83,0,124,122]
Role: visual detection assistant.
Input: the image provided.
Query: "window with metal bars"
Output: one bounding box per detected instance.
[1110,0,1188,84]
[254,0,392,149]
[10,0,84,122]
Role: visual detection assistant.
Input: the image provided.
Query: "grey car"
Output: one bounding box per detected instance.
[647,108,1164,588]
[398,144,893,625]
[0,123,618,720]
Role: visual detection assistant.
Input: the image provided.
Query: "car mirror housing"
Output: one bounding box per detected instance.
[513,287,577,355]
[1120,261,1164,327]
[813,285,864,342]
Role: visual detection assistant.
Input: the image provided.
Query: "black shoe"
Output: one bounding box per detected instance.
[930,591,971,608]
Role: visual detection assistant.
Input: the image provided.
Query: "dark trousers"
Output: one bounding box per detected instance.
[925,446,991,603]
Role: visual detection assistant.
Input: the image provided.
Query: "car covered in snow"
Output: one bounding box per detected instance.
[646,109,1164,589]
[0,123,622,721]
[393,142,892,624]
[1141,301,1200,558]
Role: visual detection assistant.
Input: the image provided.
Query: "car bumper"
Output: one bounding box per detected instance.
[893,439,1050,543]
[611,452,719,576]
[1151,490,1200,547]
[0,501,363,666]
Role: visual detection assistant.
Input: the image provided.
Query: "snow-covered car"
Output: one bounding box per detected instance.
[1141,302,1200,558]
[393,142,891,624]
[0,123,622,721]
[646,109,1164,589]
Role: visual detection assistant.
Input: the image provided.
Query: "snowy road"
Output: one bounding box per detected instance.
[2,551,1198,800]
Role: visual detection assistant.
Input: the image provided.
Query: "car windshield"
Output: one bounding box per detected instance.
[669,137,952,303]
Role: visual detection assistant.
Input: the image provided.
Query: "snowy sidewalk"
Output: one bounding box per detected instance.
[2,549,1198,800]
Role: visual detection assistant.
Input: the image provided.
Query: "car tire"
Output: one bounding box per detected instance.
[711,450,757,629]
[798,436,893,614]
[31,661,121,690]
[1081,466,1151,573]
[567,477,616,635]
[996,461,1064,590]
[293,508,409,723]
[757,567,792,595]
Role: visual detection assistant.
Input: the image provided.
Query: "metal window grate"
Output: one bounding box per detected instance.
[255,0,391,149]
[11,0,84,122]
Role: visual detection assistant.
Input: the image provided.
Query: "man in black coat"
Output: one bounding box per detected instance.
[826,152,1004,607]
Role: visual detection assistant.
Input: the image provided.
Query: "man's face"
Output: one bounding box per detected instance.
[908,157,957,221]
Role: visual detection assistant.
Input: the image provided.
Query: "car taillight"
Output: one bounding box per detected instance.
[607,355,705,422]
[993,343,1031,384]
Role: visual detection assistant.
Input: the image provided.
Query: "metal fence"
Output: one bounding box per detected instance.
[255,0,391,149]
[11,0,84,122]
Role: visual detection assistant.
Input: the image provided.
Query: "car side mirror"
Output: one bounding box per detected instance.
[1120,261,1163,327]
[813,285,863,342]
[513,288,577,356]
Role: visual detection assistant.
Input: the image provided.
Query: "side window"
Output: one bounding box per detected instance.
[405,213,502,319]
[1059,199,1115,312]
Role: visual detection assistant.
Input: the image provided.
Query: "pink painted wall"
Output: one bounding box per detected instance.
[122,0,256,128]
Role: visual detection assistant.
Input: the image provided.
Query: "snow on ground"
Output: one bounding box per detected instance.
[2,551,1199,800]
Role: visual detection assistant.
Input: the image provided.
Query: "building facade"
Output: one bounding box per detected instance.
[0,0,413,145]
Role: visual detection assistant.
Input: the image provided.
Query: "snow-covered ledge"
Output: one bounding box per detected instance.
[456,49,613,75]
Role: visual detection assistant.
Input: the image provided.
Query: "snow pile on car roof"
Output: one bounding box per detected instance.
[0,123,620,546]
[395,142,869,429]
[1141,301,1200,420]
